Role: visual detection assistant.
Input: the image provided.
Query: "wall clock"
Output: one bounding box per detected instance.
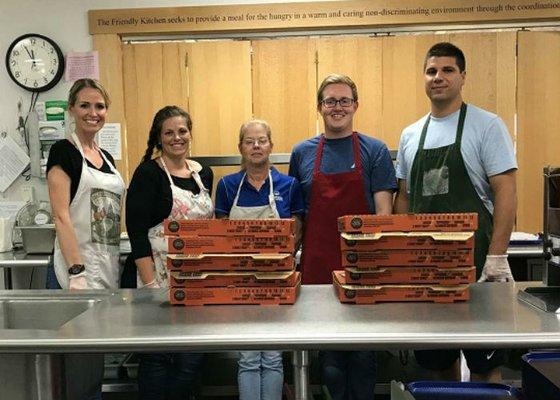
[5,33,64,92]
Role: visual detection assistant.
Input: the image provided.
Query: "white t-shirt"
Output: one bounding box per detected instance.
[395,104,517,214]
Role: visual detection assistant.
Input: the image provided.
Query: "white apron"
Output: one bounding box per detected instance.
[231,170,282,377]
[229,170,280,220]
[54,133,125,289]
[138,158,214,288]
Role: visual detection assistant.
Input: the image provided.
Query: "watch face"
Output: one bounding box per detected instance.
[5,33,64,92]
[68,264,85,275]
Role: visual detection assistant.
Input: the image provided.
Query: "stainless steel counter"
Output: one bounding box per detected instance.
[0,282,558,353]
[0,282,558,400]
[507,245,543,257]
[0,250,51,289]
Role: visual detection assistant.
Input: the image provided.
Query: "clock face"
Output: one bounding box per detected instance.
[5,34,64,92]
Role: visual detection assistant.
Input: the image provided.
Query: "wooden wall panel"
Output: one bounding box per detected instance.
[162,43,189,110]
[185,40,252,156]
[252,38,317,151]
[517,31,560,232]
[316,36,383,141]
[92,34,128,181]
[122,42,191,172]
[96,30,535,230]
[122,43,166,173]
[121,44,139,177]
[449,31,517,137]
[381,34,441,150]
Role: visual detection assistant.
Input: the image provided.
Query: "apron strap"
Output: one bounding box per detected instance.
[351,132,363,172]
[70,133,125,187]
[312,136,326,175]
[232,172,248,207]
[455,103,468,144]
[313,132,362,174]
[160,157,207,193]
[418,103,467,151]
[232,170,279,218]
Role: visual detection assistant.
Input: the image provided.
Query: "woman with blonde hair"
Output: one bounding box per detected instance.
[47,78,124,290]
[47,78,125,400]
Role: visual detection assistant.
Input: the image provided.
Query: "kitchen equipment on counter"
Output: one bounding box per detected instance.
[12,200,56,254]
[519,166,560,312]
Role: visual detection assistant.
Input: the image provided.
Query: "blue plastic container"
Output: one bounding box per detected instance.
[522,351,560,400]
[405,381,523,399]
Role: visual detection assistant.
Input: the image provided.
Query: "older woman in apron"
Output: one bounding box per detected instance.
[126,106,214,400]
[215,119,304,400]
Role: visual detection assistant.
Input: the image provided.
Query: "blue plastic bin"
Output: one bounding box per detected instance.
[522,351,560,400]
[405,381,523,399]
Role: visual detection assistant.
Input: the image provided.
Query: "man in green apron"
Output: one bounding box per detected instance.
[394,42,517,383]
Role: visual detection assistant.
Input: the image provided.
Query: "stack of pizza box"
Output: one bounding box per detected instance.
[333,213,478,304]
[164,218,300,306]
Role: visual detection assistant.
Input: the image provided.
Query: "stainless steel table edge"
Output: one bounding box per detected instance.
[1,335,560,353]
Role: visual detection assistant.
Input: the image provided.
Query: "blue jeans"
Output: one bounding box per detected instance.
[238,351,283,400]
[138,352,204,400]
[319,351,377,400]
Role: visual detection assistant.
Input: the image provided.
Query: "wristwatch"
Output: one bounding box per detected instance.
[68,264,85,275]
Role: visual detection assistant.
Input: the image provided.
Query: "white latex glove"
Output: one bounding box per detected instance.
[68,274,89,290]
[143,279,161,289]
[478,254,514,282]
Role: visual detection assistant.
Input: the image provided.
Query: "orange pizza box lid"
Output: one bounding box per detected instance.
[170,270,297,281]
[337,213,478,233]
[343,266,476,285]
[169,277,301,305]
[340,231,474,242]
[333,270,469,291]
[164,218,295,236]
[168,235,295,254]
[167,253,292,261]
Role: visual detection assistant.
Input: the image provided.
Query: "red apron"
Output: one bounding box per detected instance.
[301,132,371,284]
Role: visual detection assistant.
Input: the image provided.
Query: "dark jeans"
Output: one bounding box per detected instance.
[46,261,103,400]
[45,260,62,289]
[319,350,377,400]
[138,352,205,400]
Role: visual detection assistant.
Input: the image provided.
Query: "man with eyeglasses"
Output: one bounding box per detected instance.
[394,42,517,383]
[289,74,396,400]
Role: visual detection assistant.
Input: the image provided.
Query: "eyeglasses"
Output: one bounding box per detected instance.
[242,137,270,146]
[321,97,355,108]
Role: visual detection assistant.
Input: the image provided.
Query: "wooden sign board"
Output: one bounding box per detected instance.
[89,0,560,35]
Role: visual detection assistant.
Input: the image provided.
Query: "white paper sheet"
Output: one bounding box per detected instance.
[0,201,26,219]
[95,123,122,160]
[64,51,100,82]
[0,134,30,192]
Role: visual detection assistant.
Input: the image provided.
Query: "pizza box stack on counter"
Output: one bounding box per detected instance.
[334,213,478,304]
[164,218,300,306]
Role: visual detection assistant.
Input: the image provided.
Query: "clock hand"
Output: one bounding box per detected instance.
[23,45,33,59]
[30,49,37,69]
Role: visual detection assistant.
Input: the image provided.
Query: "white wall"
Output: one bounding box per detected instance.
[0,0,314,289]
[0,0,312,202]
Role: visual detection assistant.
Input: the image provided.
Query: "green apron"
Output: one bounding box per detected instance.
[409,103,492,277]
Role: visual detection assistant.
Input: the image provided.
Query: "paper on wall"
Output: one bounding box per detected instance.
[0,134,30,192]
[95,123,121,160]
[0,201,26,219]
[64,51,100,82]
